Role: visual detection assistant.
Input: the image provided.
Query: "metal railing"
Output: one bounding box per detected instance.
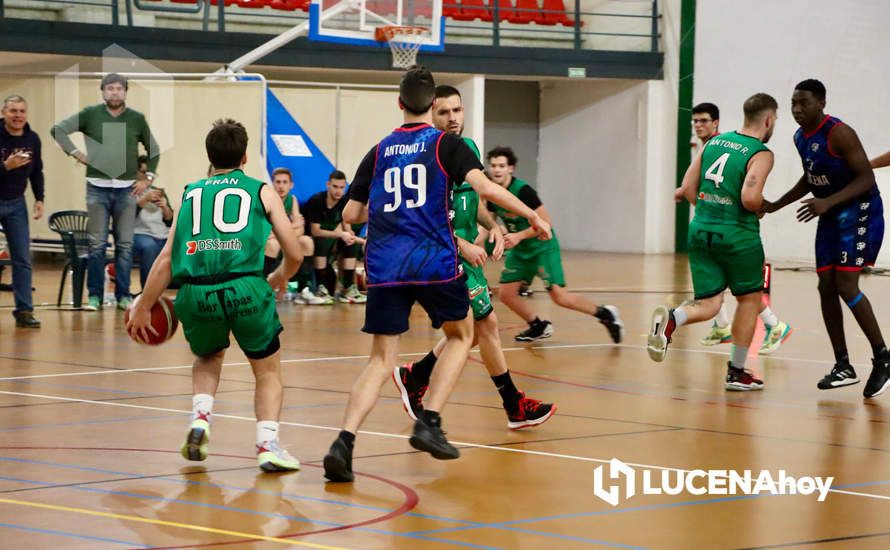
[0,0,660,52]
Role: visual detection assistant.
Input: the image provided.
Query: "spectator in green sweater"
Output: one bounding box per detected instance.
[51,73,159,311]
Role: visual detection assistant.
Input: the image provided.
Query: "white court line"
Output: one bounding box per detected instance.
[0,341,843,383]
[0,388,886,503]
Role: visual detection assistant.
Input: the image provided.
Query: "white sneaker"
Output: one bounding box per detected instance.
[296,287,327,305]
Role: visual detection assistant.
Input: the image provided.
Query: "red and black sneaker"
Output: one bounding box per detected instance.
[725,362,764,391]
[505,392,556,429]
[392,363,428,421]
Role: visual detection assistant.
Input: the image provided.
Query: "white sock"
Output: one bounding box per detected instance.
[673,306,689,327]
[714,303,731,327]
[192,394,214,422]
[759,306,778,328]
[257,420,280,446]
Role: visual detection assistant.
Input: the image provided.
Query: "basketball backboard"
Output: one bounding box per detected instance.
[309,0,445,52]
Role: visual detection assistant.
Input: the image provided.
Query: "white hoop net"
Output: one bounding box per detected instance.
[376,26,429,69]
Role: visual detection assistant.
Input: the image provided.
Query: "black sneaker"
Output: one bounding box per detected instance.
[817,363,859,390]
[515,319,553,342]
[864,353,890,399]
[505,392,556,429]
[725,362,764,391]
[595,305,623,344]
[392,363,427,421]
[518,284,534,297]
[323,438,354,482]
[13,311,40,328]
[409,417,460,460]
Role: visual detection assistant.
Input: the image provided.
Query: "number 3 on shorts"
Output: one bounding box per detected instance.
[704,152,730,188]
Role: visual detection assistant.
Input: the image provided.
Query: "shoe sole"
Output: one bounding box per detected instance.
[181,427,208,461]
[758,326,794,356]
[725,382,764,391]
[817,378,860,390]
[409,433,460,460]
[507,404,557,430]
[515,324,554,342]
[258,454,301,472]
[392,366,420,421]
[323,453,355,482]
[700,336,733,346]
[865,377,890,399]
[647,306,670,362]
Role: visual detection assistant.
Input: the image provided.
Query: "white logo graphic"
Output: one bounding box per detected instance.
[593,459,833,507]
[811,143,820,152]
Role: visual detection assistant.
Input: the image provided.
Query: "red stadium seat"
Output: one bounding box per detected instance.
[453,0,491,22]
[270,0,308,10]
[235,0,270,8]
[443,1,462,18]
[494,0,515,21]
[509,0,538,23]
[540,0,574,26]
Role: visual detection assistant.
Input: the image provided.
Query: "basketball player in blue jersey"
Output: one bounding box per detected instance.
[763,79,890,397]
[322,66,551,482]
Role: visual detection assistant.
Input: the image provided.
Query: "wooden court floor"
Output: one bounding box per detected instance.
[2,252,890,549]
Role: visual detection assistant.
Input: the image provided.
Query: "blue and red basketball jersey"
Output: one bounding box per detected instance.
[794,115,877,200]
[365,124,459,286]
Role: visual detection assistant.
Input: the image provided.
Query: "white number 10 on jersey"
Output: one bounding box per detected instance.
[383,164,427,212]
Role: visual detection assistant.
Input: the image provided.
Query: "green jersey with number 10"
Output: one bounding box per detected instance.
[694,131,769,232]
[171,169,271,280]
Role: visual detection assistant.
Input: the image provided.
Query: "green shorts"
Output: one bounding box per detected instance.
[463,261,493,320]
[499,240,565,289]
[174,275,283,357]
[688,222,764,299]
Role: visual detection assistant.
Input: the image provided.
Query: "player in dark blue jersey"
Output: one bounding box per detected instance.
[764,79,890,397]
[322,66,551,482]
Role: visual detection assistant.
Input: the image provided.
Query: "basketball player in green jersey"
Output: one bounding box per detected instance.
[648,93,779,391]
[126,119,304,471]
[677,103,792,354]
[486,147,624,343]
[393,85,556,429]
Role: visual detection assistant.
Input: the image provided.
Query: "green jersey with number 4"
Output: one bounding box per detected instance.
[694,131,769,232]
[171,169,271,280]
[452,137,481,242]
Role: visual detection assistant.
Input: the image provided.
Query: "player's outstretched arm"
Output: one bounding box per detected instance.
[765,174,808,214]
[126,216,176,343]
[263,184,303,296]
[741,151,774,213]
[870,150,890,170]
[465,169,551,240]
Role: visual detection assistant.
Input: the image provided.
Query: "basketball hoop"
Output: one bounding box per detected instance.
[375,25,429,69]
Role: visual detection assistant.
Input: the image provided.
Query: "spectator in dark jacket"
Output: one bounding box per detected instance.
[0,94,44,328]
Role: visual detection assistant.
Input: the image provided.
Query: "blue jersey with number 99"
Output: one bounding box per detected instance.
[366,124,460,286]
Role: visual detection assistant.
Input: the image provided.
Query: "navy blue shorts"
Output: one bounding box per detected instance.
[362,275,470,335]
[815,194,884,273]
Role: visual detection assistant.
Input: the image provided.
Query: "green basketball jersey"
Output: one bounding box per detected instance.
[490,177,555,257]
[452,137,481,242]
[694,131,769,231]
[171,169,271,280]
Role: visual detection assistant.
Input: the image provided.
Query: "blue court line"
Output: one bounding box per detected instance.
[0,520,149,547]
[0,455,639,548]
[0,475,497,549]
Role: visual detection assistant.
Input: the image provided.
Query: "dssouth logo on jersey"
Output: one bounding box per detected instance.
[185,239,244,255]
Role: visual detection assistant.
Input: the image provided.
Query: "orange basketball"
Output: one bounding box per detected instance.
[124,295,178,345]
